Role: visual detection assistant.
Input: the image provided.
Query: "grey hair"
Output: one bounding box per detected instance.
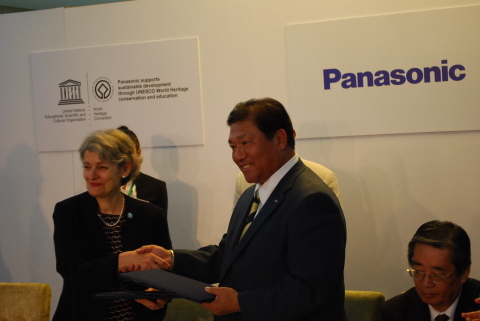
[78,128,142,185]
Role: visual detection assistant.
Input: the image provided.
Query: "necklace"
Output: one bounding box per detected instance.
[97,195,125,227]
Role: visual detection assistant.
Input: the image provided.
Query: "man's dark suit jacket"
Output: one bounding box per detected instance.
[174,160,347,321]
[134,172,168,214]
[52,192,172,321]
[381,278,480,321]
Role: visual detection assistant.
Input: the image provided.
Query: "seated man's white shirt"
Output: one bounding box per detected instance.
[429,291,460,321]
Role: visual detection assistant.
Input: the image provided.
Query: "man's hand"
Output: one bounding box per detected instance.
[118,250,171,272]
[201,287,240,316]
[462,298,480,321]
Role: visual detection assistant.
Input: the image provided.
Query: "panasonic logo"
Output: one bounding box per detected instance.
[323,60,466,90]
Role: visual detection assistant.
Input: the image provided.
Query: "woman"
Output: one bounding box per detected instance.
[53,129,172,321]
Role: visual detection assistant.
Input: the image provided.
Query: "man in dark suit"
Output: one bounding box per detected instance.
[136,97,347,320]
[381,220,480,321]
[118,125,168,213]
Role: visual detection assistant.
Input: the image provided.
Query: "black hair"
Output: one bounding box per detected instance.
[408,220,471,276]
[226,97,295,149]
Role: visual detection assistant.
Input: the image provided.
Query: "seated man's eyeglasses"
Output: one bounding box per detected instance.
[406,268,456,284]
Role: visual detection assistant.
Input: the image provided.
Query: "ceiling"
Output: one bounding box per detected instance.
[0,0,127,10]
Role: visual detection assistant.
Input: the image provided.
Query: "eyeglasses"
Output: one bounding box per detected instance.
[407,268,456,285]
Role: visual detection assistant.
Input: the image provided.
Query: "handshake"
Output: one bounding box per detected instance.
[117,245,175,311]
[117,245,240,315]
[118,245,173,273]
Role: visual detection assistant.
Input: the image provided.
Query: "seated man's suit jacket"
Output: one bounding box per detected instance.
[174,160,347,321]
[381,278,480,321]
[134,172,168,214]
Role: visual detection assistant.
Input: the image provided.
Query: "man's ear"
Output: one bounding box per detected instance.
[460,265,471,284]
[275,129,288,150]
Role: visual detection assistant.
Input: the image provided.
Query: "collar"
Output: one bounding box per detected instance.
[121,180,136,198]
[254,154,298,214]
[429,287,461,321]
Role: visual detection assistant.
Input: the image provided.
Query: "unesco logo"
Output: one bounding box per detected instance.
[58,79,84,105]
[93,77,114,102]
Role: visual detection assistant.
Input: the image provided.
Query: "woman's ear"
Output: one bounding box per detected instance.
[122,161,133,177]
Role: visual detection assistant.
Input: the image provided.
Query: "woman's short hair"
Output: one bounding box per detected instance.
[78,128,142,185]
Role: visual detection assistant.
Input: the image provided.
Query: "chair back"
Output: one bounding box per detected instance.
[164,298,214,321]
[345,290,385,321]
[0,282,51,321]
[164,290,386,321]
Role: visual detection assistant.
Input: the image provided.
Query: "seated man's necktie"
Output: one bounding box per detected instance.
[435,314,449,321]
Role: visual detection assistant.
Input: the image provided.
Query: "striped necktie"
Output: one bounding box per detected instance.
[240,190,260,239]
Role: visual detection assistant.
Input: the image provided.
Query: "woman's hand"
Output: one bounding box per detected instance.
[135,288,168,310]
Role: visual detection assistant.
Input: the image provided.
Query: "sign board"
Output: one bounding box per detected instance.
[286,5,480,138]
[31,38,203,151]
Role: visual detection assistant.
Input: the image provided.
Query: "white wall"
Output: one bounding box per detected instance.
[1,0,479,316]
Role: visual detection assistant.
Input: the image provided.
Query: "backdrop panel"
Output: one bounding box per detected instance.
[287,5,480,138]
[31,38,204,151]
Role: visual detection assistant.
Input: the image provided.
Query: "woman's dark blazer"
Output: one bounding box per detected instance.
[52,192,172,321]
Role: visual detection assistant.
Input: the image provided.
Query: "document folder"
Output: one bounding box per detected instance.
[93,291,174,300]
[118,269,215,303]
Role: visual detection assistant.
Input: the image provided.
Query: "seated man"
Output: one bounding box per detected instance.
[381,220,480,321]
